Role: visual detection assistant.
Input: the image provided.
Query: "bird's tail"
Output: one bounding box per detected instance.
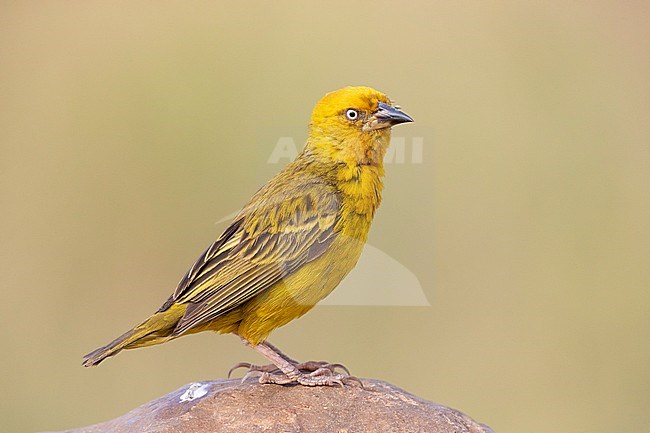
[82,304,185,367]
[82,327,144,367]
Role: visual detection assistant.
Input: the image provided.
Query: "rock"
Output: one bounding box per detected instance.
[48,378,496,433]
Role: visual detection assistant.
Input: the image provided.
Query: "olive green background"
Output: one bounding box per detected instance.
[1,2,649,433]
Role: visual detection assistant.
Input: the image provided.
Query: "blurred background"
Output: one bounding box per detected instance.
[1,2,649,433]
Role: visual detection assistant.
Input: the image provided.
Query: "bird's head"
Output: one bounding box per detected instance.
[306,86,413,167]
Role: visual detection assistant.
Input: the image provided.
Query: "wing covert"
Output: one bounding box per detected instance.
[169,178,341,336]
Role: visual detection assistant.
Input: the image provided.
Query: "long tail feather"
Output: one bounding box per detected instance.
[82,304,186,367]
[82,327,144,367]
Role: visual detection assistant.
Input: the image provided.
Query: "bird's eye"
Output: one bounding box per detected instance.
[345,109,359,121]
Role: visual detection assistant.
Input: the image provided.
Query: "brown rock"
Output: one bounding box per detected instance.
[49,378,495,433]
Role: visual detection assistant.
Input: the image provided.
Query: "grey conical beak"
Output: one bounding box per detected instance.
[376,102,414,125]
[363,102,414,131]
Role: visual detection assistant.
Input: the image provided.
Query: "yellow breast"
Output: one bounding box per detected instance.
[237,164,384,345]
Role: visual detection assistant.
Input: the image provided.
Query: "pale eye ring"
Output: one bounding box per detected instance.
[345,109,359,121]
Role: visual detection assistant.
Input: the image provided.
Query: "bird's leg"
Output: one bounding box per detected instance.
[257,341,351,373]
[263,341,298,364]
[252,341,355,386]
[231,339,360,387]
[228,338,290,377]
[229,338,350,377]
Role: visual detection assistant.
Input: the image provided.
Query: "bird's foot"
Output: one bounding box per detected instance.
[229,360,350,377]
[258,367,362,387]
[229,360,360,387]
[234,340,361,387]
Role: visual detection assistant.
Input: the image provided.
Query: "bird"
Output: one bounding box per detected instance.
[82,86,413,386]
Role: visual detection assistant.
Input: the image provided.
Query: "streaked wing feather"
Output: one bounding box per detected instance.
[172,218,244,300]
[170,182,340,336]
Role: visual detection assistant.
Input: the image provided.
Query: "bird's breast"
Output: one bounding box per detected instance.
[335,164,384,242]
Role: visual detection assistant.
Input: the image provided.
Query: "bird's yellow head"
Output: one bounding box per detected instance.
[306,86,413,167]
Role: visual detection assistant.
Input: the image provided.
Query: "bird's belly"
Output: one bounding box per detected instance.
[237,235,366,345]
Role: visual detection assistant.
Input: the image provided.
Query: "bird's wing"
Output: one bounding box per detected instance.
[168,178,341,336]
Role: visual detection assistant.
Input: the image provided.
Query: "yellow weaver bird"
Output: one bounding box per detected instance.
[83,86,413,386]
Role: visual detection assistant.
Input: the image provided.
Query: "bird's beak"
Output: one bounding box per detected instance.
[363,102,414,132]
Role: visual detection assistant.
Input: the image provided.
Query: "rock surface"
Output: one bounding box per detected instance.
[49,378,495,433]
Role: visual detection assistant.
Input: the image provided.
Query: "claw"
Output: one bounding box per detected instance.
[326,363,351,375]
[241,369,263,384]
[342,375,364,388]
[294,361,351,376]
[228,362,254,378]
[258,371,293,385]
[229,362,281,378]
[308,367,330,377]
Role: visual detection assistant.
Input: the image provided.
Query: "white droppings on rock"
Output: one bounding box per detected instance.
[179,382,209,402]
